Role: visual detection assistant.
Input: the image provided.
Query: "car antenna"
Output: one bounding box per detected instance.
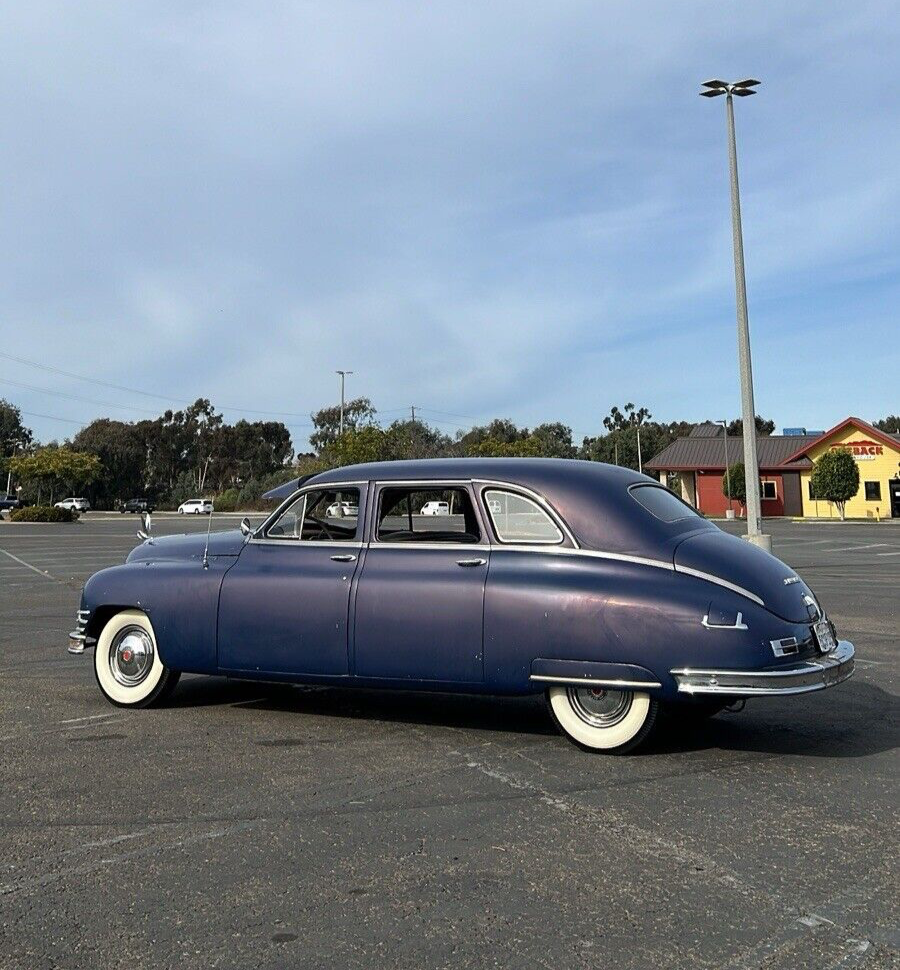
[202,500,214,569]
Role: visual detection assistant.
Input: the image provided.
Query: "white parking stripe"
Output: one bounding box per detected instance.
[0,548,56,580]
[876,550,900,557]
[827,543,893,553]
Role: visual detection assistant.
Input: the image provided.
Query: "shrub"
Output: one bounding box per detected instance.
[9,505,79,523]
[722,462,747,507]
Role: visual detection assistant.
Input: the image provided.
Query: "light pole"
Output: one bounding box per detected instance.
[700,78,769,550]
[336,370,353,437]
[636,427,643,474]
[5,438,23,496]
[719,419,732,515]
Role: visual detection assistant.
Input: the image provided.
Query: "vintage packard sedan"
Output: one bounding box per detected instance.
[69,459,855,753]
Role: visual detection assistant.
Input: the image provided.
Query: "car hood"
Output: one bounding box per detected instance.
[673,530,816,623]
[127,529,245,563]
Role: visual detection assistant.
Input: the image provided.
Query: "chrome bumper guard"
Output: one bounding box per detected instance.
[670,640,855,697]
[68,610,93,654]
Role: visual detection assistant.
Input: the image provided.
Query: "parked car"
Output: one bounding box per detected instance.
[68,459,854,754]
[121,498,155,514]
[420,500,450,516]
[178,499,213,515]
[55,497,90,512]
[0,494,23,512]
[326,501,359,518]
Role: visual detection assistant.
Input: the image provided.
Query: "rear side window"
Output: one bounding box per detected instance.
[483,489,563,544]
[630,484,699,523]
[377,487,481,543]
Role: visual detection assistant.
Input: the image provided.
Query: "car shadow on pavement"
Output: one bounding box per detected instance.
[165,676,897,756]
[167,675,557,736]
[647,682,899,759]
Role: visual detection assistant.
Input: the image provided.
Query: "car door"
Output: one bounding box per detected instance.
[218,484,367,676]
[353,483,488,683]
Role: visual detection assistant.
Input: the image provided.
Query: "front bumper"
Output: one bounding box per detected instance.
[68,609,94,654]
[670,640,855,697]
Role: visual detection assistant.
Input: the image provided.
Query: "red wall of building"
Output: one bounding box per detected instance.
[695,471,786,517]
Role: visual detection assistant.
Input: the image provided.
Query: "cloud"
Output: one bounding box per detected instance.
[0,0,897,446]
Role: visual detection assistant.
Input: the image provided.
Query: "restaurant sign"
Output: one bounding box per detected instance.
[830,439,884,461]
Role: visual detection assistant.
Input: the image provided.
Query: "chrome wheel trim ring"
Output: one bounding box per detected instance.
[567,686,633,729]
[109,625,155,687]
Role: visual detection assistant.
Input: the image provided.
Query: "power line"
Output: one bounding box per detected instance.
[0,351,317,418]
[0,376,160,415]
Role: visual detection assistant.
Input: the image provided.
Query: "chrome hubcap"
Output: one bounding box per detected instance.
[567,687,633,728]
[109,626,154,687]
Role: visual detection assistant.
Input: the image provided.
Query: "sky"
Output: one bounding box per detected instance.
[1,1,898,451]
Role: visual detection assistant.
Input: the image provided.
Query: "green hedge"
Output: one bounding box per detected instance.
[9,505,79,523]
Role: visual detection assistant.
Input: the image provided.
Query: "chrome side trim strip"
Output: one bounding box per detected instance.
[368,543,491,552]
[530,674,662,689]
[496,544,675,572]
[249,539,365,549]
[674,565,765,607]
[670,640,855,696]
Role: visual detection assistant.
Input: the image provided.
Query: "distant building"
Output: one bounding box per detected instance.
[645,416,900,519]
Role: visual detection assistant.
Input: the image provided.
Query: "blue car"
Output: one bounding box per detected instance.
[68,459,855,753]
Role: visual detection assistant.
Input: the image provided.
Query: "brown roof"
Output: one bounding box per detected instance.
[646,434,817,471]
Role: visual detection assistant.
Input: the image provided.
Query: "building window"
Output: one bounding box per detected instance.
[864,481,882,501]
[761,480,777,500]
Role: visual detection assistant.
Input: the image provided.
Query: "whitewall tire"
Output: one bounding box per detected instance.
[547,685,658,754]
[94,609,180,708]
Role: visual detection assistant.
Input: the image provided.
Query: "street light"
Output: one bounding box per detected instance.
[700,77,769,550]
[335,370,354,437]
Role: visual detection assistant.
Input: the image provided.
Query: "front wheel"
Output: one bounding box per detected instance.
[94,609,180,708]
[547,685,658,754]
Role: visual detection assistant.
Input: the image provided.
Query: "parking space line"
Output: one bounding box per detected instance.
[827,544,893,553]
[875,550,900,556]
[0,547,56,580]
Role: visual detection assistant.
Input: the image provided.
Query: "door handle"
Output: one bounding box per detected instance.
[456,558,486,567]
[330,554,357,562]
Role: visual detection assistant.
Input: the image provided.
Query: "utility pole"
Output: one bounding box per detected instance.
[411,405,416,423]
[700,77,769,550]
[336,370,353,437]
[636,428,643,474]
[5,439,23,496]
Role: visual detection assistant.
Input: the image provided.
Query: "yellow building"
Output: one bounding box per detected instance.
[794,417,900,519]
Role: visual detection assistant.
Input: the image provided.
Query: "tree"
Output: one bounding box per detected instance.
[310,398,376,453]
[603,402,651,433]
[0,398,33,451]
[11,447,102,504]
[811,449,860,520]
[722,462,747,512]
[726,415,776,436]
[873,415,900,434]
[73,419,147,509]
[321,426,392,466]
[530,423,576,459]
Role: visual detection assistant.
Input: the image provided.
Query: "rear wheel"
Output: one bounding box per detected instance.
[94,609,180,708]
[547,685,658,754]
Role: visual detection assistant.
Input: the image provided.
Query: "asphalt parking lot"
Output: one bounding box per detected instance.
[0,515,897,970]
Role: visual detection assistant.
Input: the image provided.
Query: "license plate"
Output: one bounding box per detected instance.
[813,619,836,654]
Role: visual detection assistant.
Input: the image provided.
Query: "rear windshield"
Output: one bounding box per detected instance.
[629,484,699,523]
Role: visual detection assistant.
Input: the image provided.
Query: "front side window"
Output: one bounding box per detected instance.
[265,488,360,541]
[483,489,563,543]
[376,487,480,543]
[865,481,881,501]
[630,484,699,523]
[761,480,778,500]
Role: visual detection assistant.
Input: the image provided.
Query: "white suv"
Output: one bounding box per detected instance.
[55,497,90,512]
[178,499,214,515]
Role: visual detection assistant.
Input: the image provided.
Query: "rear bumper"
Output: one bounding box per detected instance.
[670,640,855,697]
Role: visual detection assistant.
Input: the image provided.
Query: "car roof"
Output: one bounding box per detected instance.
[301,458,716,556]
